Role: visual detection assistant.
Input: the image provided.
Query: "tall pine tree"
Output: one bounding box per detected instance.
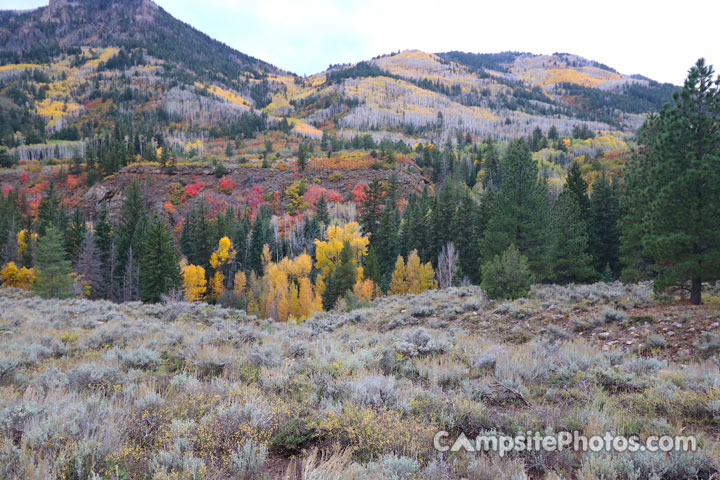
[480,139,552,280]
[139,215,181,303]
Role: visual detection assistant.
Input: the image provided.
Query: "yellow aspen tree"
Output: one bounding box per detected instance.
[314,222,369,279]
[389,256,407,295]
[353,278,374,301]
[233,270,247,296]
[209,271,224,299]
[181,264,206,301]
[298,276,315,318]
[405,250,437,294]
[288,282,300,321]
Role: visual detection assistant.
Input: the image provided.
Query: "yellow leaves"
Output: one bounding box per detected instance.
[210,237,236,270]
[314,222,369,279]
[17,229,37,256]
[209,271,225,300]
[195,82,252,108]
[1,262,35,290]
[389,250,437,295]
[353,278,375,301]
[233,270,247,296]
[181,264,206,302]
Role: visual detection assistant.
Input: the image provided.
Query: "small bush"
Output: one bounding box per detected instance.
[271,418,314,455]
[481,245,533,300]
[228,440,267,479]
[645,334,667,348]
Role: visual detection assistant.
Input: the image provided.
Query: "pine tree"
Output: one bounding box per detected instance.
[359,179,384,240]
[589,174,621,278]
[322,241,356,310]
[374,205,398,282]
[37,182,60,236]
[33,226,72,299]
[452,194,480,283]
[619,117,658,284]
[482,138,502,191]
[626,59,720,303]
[480,139,552,280]
[315,194,330,225]
[296,142,308,171]
[565,161,591,219]
[115,180,148,280]
[94,203,113,298]
[139,215,181,303]
[364,247,381,287]
[549,190,596,284]
[430,181,456,262]
[65,208,86,263]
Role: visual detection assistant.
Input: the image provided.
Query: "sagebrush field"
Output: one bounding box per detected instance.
[1,282,719,479]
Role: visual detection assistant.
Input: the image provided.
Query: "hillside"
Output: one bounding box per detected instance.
[0,283,718,478]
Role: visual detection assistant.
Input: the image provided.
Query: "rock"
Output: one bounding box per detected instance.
[625,341,633,345]
[710,322,720,329]
[599,332,610,339]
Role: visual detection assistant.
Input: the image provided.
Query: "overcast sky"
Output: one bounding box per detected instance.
[6,0,719,85]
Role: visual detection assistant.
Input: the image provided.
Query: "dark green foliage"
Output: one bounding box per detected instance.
[34,226,72,299]
[550,190,596,284]
[326,61,394,84]
[296,142,309,171]
[565,161,591,219]
[180,200,215,270]
[36,182,61,236]
[364,248,381,286]
[322,241,356,310]
[480,139,552,280]
[139,215,181,303]
[622,59,720,304]
[482,139,502,191]
[374,206,398,283]
[451,194,482,283]
[481,245,533,300]
[359,179,384,240]
[271,418,314,455]
[115,180,148,284]
[65,208,86,263]
[0,146,14,168]
[589,174,621,278]
[315,194,329,225]
[556,80,677,115]
[247,208,273,275]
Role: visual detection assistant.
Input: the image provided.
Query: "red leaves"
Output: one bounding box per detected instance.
[218,176,236,194]
[184,181,204,197]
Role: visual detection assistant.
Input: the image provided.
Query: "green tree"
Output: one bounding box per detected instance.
[481,244,533,300]
[480,139,552,279]
[322,241,357,310]
[296,142,309,171]
[315,194,329,225]
[550,190,596,283]
[139,215,181,303]
[364,247,381,286]
[623,59,720,304]
[565,161,591,219]
[589,174,621,278]
[0,146,14,168]
[359,179,384,240]
[65,207,86,263]
[115,180,148,280]
[34,226,72,299]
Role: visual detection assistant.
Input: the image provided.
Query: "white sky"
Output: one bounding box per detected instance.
[4,0,719,85]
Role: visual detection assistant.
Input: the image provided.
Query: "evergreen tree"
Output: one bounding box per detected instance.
[624,59,720,303]
[33,226,72,299]
[359,179,384,240]
[589,174,621,278]
[364,247,381,287]
[451,194,480,283]
[36,182,60,236]
[296,142,308,171]
[565,161,591,219]
[65,208,86,263]
[115,180,148,279]
[94,203,113,298]
[480,139,552,279]
[619,117,658,284]
[139,215,181,303]
[430,181,455,261]
[315,194,330,225]
[482,138,502,191]
[374,205,398,283]
[549,190,596,283]
[322,241,356,310]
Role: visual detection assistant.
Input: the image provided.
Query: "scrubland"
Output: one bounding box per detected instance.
[1,282,719,479]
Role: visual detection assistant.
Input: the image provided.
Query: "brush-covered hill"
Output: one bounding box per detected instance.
[0,0,678,221]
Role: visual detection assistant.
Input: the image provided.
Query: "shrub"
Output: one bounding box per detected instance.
[228,440,267,479]
[481,245,533,300]
[271,418,314,455]
[645,334,667,348]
